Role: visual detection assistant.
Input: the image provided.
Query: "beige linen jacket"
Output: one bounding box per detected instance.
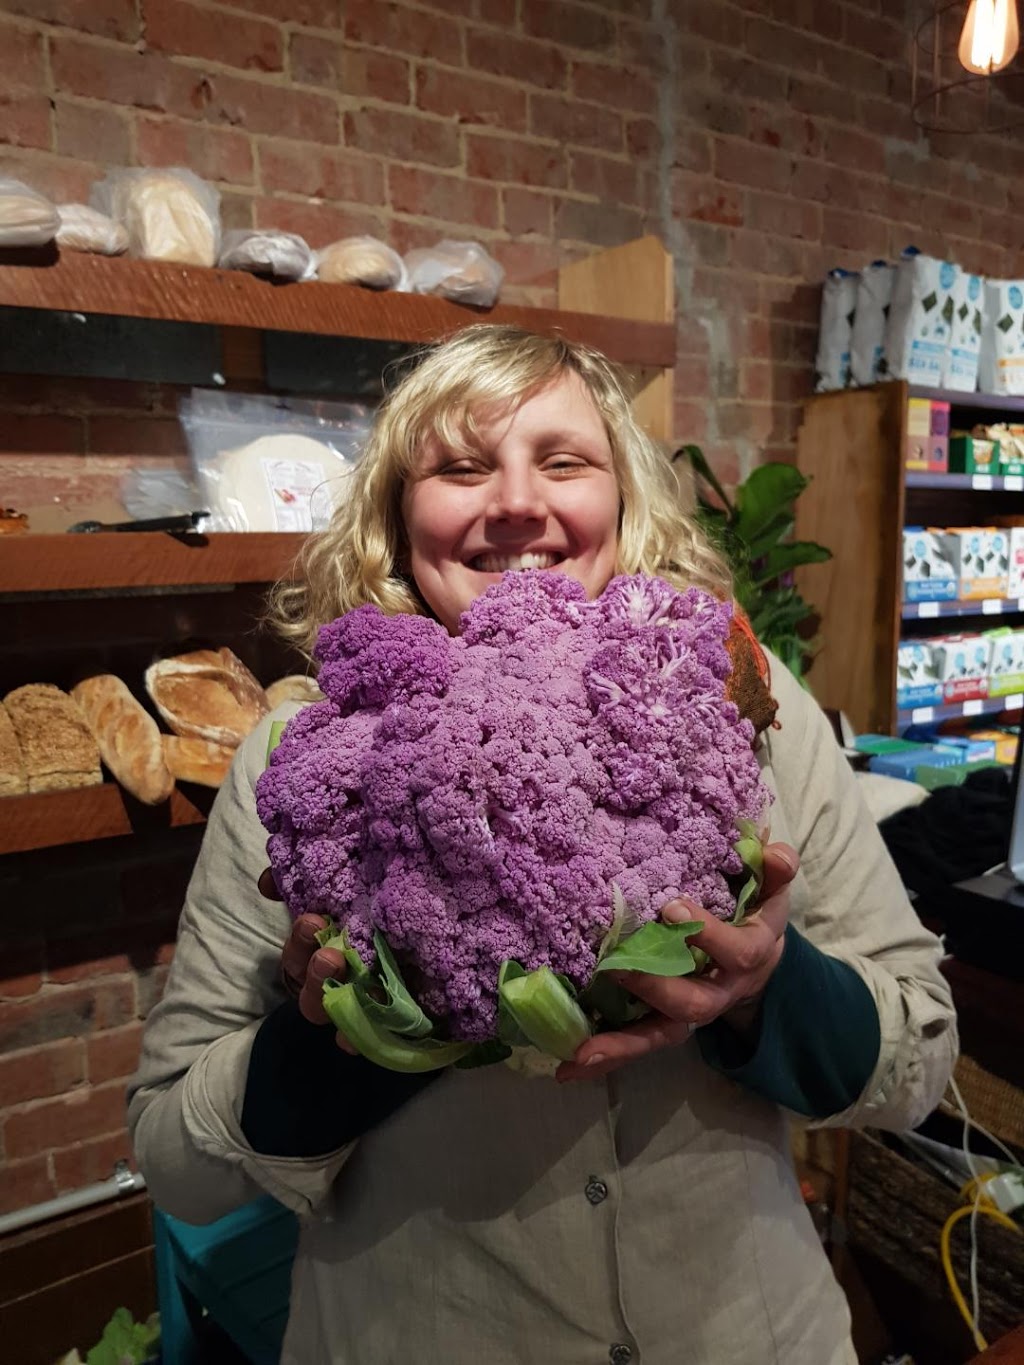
[128,657,957,1365]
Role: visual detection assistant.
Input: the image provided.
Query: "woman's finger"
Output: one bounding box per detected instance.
[258,867,283,901]
[298,945,346,1027]
[556,1013,692,1082]
[610,967,735,1027]
[682,912,783,977]
[280,913,328,993]
[760,842,800,899]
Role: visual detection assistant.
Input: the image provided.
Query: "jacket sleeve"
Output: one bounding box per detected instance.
[758,654,958,1132]
[127,706,358,1223]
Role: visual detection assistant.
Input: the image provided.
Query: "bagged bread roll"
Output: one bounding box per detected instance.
[57,203,128,256]
[71,675,174,805]
[92,168,220,267]
[163,734,235,788]
[220,229,314,281]
[0,702,28,797]
[265,675,323,708]
[145,647,269,746]
[3,684,102,793]
[404,240,503,307]
[0,177,59,248]
[316,236,407,290]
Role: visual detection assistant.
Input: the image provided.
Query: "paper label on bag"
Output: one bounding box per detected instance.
[260,458,325,532]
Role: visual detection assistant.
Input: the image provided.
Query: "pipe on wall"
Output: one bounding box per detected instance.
[0,1161,147,1237]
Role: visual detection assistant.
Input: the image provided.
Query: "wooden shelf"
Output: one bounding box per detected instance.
[0,784,207,855]
[896,693,1023,729]
[0,252,675,369]
[906,471,1024,491]
[0,531,307,592]
[909,383,1024,414]
[902,597,1024,620]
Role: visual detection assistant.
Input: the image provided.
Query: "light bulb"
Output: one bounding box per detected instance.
[958,0,1020,74]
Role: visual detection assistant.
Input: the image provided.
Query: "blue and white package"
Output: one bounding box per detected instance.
[851,260,895,386]
[896,641,942,708]
[902,527,959,602]
[942,271,984,392]
[979,279,1024,395]
[814,268,859,392]
[884,248,958,385]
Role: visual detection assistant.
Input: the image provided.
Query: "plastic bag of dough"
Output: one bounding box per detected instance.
[91,167,220,267]
[219,228,315,281]
[56,203,128,256]
[316,236,407,290]
[813,268,859,392]
[0,178,59,248]
[403,239,504,307]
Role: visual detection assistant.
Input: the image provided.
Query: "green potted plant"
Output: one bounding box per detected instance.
[674,445,831,683]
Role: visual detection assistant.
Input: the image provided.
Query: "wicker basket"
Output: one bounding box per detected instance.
[945,1055,1024,1158]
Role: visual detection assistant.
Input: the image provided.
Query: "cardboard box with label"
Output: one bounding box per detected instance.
[1007,525,1024,598]
[980,279,1024,395]
[896,641,942,708]
[905,398,950,470]
[934,633,992,703]
[943,271,984,392]
[947,527,1009,599]
[985,628,1024,697]
[902,527,959,601]
[886,251,958,385]
[948,434,999,475]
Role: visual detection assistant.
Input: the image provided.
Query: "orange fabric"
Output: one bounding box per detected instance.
[729,607,771,685]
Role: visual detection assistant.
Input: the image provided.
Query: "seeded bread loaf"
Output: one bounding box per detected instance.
[71,674,174,805]
[265,675,322,709]
[3,683,102,793]
[0,702,28,796]
[162,735,235,788]
[145,648,269,747]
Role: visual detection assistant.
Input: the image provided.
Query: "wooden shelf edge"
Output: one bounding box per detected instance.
[0,252,676,368]
[0,784,207,856]
[0,531,307,592]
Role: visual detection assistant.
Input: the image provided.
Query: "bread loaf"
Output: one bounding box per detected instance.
[94,169,218,267]
[145,648,269,747]
[0,702,28,796]
[163,735,235,788]
[265,675,322,708]
[71,675,174,805]
[316,236,405,289]
[3,684,102,793]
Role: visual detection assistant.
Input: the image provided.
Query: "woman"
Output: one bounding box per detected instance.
[129,326,957,1364]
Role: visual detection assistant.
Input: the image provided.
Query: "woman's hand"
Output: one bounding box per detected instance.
[556,842,799,1083]
[260,868,356,1051]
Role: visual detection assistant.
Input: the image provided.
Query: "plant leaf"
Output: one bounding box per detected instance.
[496,960,531,1046]
[593,919,704,977]
[581,973,649,1028]
[597,882,641,962]
[454,1039,513,1069]
[732,873,760,925]
[733,463,809,549]
[675,443,734,513]
[322,980,472,1072]
[751,540,832,586]
[353,932,434,1038]
[498,965,592,1061]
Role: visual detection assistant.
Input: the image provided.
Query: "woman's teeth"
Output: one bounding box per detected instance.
[472,552,561,573]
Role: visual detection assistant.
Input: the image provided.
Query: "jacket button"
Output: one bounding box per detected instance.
[585,1176,609,1205]
[609,1346,633,1364]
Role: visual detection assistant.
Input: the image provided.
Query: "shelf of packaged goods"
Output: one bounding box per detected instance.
[896,693,1023,729]
[0,784,207,856]
[904,471,1024,491]
[0,252,676,369]
[901,598,1024,620]
[0,531,307,593]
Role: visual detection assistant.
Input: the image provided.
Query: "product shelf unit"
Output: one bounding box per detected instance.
[794,379,1024,735]
[0,784,208,856]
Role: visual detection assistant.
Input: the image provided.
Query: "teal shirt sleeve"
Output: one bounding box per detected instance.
[696,924,881,1118]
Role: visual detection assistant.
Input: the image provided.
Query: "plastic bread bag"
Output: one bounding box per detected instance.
[0,178,59,247]
[219,229,316,281]
[91,167,220,267]
[56,203,129,256]
[849,260,894,387]
[813,268,859,392]
[121,468,204,521]
[316,236,408,290]
[180,389,375,533]
[404,239,504,307]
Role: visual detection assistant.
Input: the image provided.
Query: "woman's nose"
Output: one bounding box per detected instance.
[488,466,545,522]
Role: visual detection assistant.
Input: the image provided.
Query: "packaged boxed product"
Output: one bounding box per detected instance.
[1007,525,1024,598]
[902,527,959,601]
[905,398,948,471]
[219,229,315,281]
[942,271,984,392]
[850,260,894,386]
[869,747,964,780]
[884,248,958,385]
[933,633,992,703]
[316,236,408,290]
[896,641,942,708]
[92,168,220,267]
[814,268,859,392]
[979,279,1024,394]
[56,203,128,255]
[987,423,1024,474]
[945,526,1009,599]
[0,177,59,247]
[180,390,374,533]
[948,434,999,475]
[404,240,504,307]
[935,733,998,762]
[985,628,1024,697]
[970,728,1019,763]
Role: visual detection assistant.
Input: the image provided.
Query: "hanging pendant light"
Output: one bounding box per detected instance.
[958,0,1020,74]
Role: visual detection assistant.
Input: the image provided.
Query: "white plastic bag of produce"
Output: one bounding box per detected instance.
[404,239,504,307]
[92,167,220,267]
[0,178,59,248]
[219,229,315,281]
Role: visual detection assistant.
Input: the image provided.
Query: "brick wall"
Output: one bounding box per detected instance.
[4,0,1024,1224]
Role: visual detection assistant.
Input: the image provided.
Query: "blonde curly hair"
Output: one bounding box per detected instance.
[268,324,731,657]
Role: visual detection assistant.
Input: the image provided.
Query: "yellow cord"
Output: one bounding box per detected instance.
[940,1182,1021,1351]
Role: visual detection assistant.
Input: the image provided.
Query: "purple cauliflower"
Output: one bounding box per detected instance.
[256,572,770,1043]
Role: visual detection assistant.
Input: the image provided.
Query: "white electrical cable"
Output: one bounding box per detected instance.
[947,1073,1021,1168]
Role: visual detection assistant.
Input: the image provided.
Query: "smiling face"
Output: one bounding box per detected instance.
[401,370,621,634]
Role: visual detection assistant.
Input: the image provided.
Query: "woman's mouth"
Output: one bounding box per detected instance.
[469,552,563,573]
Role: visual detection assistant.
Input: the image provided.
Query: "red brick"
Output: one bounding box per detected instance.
[135,964,170,1019]
[740,360,772,402]
[748,108,821,158]
[5,0,140,40]
[0,93,52,151]
[252,196,386,246]
[522,0,615,51]
[626,117,658,158]
[743,16,824,73]
[843,6,906,61]
[345,106,459,168]
[744,189,821,240]
[136,116,254,186]
[289,33,410,102]
[145,0,284,72]
[530,93,624,151]
[619,19,671,70]
[673,400,709,445]
[387,165,500,229]
[4,1080,129,1158]
[0,1040,86,1107]
[87,1024,144,1085]
[50,35,203,117]
[673,127,711,173]
[570,59,657,115]
[570,150,641,206]
[0,982,135,1055]
[731,229,815,278]
[88,415,187,457]
[673,172,744,227]
[707,49,789,104]
[345,0,462,65]
[54,100,131,165]
[673,356,711,395]
[466,131,567,188]
[466,28,568,91]
[818,41,889,96]
[2,18,45,87]
[220,0,339,23]
[0,1155,54,1216]
[200,71,339,143]
[858,94,917,143]
[488,237,560,289]
[787,76,854,121]
[503,186,553,237]
[555,196,644,247]
[685,218,731,267]
[416,66,527,131]
[823,124,887,175]
[676,2,745,47]
[259,139,384,204]
[678,82,748,137]
[885,144,951,194]
[713,137,793,192]
[479,0,516,23]
[53,1131,134,1193]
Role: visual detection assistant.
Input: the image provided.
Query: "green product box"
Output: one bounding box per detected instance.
[914,760,1004,791]
[948,434,999,474]
[1000,456,1024,476]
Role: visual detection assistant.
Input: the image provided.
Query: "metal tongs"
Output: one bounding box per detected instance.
[67,512,210,534]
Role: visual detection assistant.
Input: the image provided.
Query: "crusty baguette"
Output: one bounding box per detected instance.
[0,701,28,796]
[265,674,322,709]
[3,683,102,793]
[162,735,235,788]
[145,647,269,747]
[71,675,174,806]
